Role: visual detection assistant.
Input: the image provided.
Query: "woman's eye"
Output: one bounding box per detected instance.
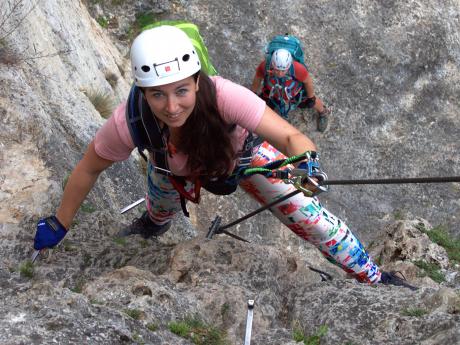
[151,92,163,98]
[177,88,188,96]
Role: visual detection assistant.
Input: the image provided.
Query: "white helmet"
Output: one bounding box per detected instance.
[130,26,201,87]
[271,48,293,70]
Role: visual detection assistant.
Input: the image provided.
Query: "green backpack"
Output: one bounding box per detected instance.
[143,20,218,76]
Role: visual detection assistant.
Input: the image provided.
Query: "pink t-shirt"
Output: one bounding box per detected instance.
[94,76,266,176]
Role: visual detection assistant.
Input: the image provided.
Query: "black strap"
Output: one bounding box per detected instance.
[126,85,172,174]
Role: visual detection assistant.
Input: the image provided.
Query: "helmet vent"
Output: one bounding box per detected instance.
[182,54,190,62]
[141,65,150,72]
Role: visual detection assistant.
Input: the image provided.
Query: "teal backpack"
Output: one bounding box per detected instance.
[262,34,308,118]
[264,34,307,72]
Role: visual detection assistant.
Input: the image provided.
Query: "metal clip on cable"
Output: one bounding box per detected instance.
[288,155,329,196]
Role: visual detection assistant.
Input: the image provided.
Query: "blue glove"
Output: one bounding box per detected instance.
[34,216,67,250]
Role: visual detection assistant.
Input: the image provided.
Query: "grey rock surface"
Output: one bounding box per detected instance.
[1,0,459,344]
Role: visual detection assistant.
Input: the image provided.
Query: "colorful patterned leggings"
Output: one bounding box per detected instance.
[146,141,381,284]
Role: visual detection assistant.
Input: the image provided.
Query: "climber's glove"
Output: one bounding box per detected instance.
[34,216,67,250]
[305,96,316,108]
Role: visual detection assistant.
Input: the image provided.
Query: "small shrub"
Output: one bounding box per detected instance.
[292,320,305,342]
[90,299,103,305]
[96,16,109,28]
[413,260,445,283]
[146,323,158,332]
[168,315,230,345]
[124,308,142,320]
[83,89,114,119]
[126,11,157,40]
[19,261,34,278]
[393,209,404,220]
[220,303,230,318]
[82,252,92,267]
[292,321,328,345]
[105,72,118,88]
[168,320,190,337]
[70,285,83,293]
[113,237,127,246]
[132,333,144,344]
[421,225,460,264]
[402,307,427,317]
[304,324,328,345]
[0,40,19,65]
[80,202,96,213]
[70,279,85,293]
[135,12,156,29]
[63,239,76,252]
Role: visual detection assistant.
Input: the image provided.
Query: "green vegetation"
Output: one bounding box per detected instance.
[83,88,115,119]
[402,307,427,317]
[413,260,445,283]
[19,261,34,278]
[126,11,157,40]
[419,225,460,264]
[70,278,85,293]
[220,303,230,318]
[96,16,109,28]
[63,239,77,252]
[90,298,104,305]
[132,333,144,345]
[80,202,96,213]
[146,323,158,332]
[82,252,92,267]
[169,320,189,337]
[168,315,230,345]
[393,209,405,220]
[113,237,127,246]
[62,172,71,190]
[124,308,143,320]
[292,321,328,345]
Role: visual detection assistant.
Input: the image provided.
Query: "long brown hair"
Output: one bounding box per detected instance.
[176,72,235,179]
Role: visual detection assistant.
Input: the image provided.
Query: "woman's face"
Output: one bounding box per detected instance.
[143,76,199,128]
[273,68,288,78]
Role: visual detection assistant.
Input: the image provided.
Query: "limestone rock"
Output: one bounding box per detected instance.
[1,0,459,344]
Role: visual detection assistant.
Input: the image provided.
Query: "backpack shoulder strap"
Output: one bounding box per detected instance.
[125,85,171,175]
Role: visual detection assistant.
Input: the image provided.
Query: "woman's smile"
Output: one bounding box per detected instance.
[143,76,199,128]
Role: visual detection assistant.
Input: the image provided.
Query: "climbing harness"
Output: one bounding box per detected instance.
[117,147,460,242]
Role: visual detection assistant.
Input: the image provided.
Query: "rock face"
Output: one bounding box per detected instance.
[0,0,459,345]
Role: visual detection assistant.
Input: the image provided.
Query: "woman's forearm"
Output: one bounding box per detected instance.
[55,141,113,229]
